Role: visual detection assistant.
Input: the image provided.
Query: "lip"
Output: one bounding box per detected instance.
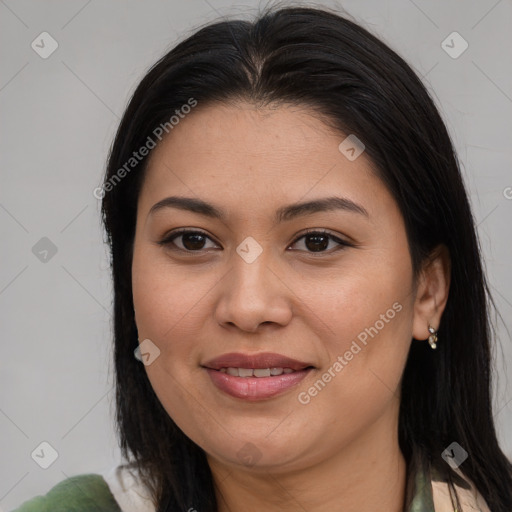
[202,352,315,401]
[202,352,313,371]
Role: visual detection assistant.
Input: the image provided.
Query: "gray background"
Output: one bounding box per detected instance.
[1,0,511,509]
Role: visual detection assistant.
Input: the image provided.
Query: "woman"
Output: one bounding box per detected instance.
[13,5,512,512]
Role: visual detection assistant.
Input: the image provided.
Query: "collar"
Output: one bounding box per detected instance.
[405,450,491,512]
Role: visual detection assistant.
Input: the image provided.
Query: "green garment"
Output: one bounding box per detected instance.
[10,474,122,512]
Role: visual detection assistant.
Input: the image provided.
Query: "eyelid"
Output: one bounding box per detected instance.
[292,227,351,243]
[157,228,220,250]
[288,228,353,252]
[157,227,353,253]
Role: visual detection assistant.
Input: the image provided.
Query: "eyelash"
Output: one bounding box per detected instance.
[157,228,352,255]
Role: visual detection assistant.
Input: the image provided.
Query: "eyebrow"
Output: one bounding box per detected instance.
[148,195,369,223]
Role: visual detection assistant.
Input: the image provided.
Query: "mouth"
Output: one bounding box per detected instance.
[202,351,314,372]
[202,352,315,401]
[214,367,311,377]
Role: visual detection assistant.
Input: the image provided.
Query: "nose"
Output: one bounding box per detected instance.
[214,248,293,333]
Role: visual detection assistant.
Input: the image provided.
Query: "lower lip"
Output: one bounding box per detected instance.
[204,368,313,401]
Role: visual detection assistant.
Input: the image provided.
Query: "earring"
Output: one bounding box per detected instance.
[428,325,438,350]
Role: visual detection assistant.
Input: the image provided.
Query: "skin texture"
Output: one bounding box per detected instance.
[131,101,451,512]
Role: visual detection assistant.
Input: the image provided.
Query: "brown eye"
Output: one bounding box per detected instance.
[304,233,329,252]
[158,229,351,255]
[158,230,219,252]
[289,230,351,253]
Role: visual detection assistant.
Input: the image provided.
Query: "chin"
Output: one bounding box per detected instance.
[203,432,313,473]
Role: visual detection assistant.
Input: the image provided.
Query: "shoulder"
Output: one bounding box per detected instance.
[431,465,491,512]
[100,464,156,512]
[12,473,122,512]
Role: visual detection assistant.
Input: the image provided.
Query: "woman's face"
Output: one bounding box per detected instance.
[132,101,420,473]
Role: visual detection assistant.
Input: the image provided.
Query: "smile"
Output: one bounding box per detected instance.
[204,366,314,401]
[218,367,297,377]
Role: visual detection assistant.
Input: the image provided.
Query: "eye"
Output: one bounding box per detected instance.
[157,229,219,252]
[158,228,352,254]
[288,229,351,254]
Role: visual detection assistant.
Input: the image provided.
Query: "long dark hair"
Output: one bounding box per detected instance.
[100,4,512,511]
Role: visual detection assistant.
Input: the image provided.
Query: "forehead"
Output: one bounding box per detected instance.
[138,101,394,222]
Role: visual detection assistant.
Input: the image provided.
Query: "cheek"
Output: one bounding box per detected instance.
[294,259,413,422]
[132,244,214,343]
[131,247,212,436]
[292,303,413,455]
[299,257,409,345]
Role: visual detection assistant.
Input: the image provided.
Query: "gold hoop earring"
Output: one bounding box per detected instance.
[428,325,438,350]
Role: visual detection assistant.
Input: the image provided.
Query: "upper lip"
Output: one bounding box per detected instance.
[202,352,314,371]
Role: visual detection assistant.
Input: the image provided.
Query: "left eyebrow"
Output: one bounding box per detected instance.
[275,196,369,222]
[148,195,369,223]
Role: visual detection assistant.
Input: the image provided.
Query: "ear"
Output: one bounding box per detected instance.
[412,244,451,341]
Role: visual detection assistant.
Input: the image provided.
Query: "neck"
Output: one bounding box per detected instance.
[208,406,407,512]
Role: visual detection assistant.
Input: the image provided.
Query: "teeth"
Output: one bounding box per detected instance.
[238,368,254,378]
[219,367,297,377]
[253,368,271,377]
